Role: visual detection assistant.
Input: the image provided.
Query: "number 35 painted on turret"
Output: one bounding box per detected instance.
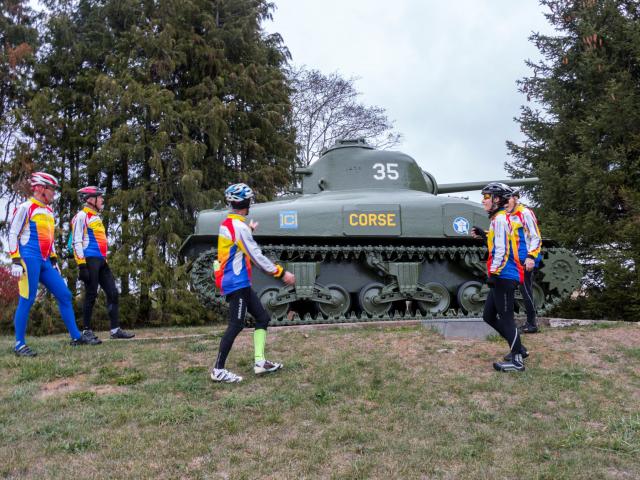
[372,163,399,180]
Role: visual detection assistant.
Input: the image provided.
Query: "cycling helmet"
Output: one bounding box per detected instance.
[224,183,254,208]
[481,182,513,198]
[77,186,105,203]
[224,183,254,203]
[30,172,60,190]
[481,182,513,215]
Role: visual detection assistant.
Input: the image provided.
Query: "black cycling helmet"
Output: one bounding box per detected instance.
[481,182,513,215]
[481,182,513,198]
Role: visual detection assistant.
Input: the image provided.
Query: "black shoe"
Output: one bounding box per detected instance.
[110,328,135,339]
[70,332,102,346]
[521,323,539,334]
[15,345,37,357]
[504,348,529,362]
[494,354,525,372]
[82,329,102,343]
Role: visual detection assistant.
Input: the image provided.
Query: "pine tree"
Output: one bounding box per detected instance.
[507,0,640,319]
[0,0,38,228]
[94,0,295,323]
[9,0,295,329]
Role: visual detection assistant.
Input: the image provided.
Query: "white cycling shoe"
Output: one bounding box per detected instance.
[254,360,283,375]
[210,368,243,383]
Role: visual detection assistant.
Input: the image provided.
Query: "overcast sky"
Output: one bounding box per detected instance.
[265,0,555,186]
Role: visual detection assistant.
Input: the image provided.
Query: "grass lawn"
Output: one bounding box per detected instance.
[1,322,639,479]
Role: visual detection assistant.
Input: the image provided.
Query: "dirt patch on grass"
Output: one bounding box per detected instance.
[469,392,495,410]
[38,375,88,399]
[605,468,638,479]
[89,385,128,395]
[38,375,128,399]
[531,326,640,374]
[112,359,133,368]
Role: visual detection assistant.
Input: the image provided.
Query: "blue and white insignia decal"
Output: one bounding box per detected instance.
[279,210,298,229]
[452,216,470,235]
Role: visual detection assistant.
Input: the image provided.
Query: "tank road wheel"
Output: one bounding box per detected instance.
[190,249,219,308]
[258,288,289,320]
[516,282,545,312]
[416,282,451,316]
[318,284,351,318]
[358,282,392,317]
[456,281,485,315]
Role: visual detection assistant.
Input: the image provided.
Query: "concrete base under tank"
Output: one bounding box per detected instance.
[261,317,617,340]
[421,318,499,339]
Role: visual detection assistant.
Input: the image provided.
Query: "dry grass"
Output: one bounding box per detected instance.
[0,322,639,479]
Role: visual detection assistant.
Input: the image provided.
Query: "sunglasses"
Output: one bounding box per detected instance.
[482,194,492,200]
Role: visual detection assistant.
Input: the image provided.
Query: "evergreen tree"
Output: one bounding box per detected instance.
[23,0,118,296]
[94,0,295,323]
[0,0,38,228]
[5,0,295,330]
[507,0,640,320]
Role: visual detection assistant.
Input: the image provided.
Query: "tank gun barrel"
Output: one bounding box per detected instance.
[437,178,539,195]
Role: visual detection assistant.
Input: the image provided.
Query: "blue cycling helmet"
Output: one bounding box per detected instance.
[224,183,254,208]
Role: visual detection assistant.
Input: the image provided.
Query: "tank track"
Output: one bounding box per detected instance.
[190,243,582,326]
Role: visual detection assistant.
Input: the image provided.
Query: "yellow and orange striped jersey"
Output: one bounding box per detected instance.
[9,197,57,261]
[486,209,523,283]
[215,213,283,295]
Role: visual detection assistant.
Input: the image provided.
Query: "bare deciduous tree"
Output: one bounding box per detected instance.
[288,66,402,167]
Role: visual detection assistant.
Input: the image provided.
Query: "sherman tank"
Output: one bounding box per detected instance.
[179,139,582,325]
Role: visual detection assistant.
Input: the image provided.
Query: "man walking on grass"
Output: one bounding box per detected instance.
[211,183,296,383]
[472,182,527,372]
[508,189,542,334]
[9,172,100,357]
[71,186,134,343]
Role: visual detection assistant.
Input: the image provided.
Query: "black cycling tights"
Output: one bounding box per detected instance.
[519,267,537,326]
[483,277,524,355]
[82,257,120,330]
[215,287,270,369]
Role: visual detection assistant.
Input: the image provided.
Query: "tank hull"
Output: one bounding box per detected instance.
[180,189,490,259]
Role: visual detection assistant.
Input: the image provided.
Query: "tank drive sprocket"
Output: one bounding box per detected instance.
[539,248,582,296]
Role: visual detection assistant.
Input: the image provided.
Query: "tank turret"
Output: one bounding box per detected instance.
[293,139,539,196]
[181,140,581,325]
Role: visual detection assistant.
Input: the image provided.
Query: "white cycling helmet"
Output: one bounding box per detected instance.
[30,172,60,190]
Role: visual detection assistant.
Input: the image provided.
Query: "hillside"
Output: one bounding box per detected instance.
[1,322,639,479]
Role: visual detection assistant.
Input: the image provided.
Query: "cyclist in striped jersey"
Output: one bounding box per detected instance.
[472,182,526,372]
[71,186,134,343]
[508,190,542,334]
[9,172,99,356]
[210,183,296,383]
